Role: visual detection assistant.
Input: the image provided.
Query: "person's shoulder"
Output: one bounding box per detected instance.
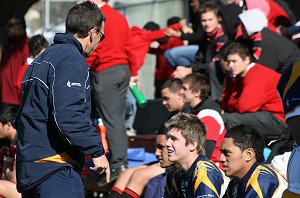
[250,63,280,77]
[251,164,282,183]
[195,159,223,177]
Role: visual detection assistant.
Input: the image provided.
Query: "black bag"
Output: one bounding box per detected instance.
[266,128,294,164]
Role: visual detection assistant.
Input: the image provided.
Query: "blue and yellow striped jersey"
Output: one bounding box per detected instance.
[165,155,225,198]
[224,163,287,198]
[277,58,300,120]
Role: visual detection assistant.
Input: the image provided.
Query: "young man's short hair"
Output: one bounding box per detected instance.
[156,124,168,136]
[161,78,183,94]
[199,1,220,17]
[29,34,49,58]
[225,42,251,60]
[66,1,106,38]
[143,21,160,31]
[0,104,18,126]
[165,113,206,155]
[225,124,265,163]
[183,73,210,100]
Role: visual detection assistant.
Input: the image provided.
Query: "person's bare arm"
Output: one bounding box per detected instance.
[125,163,165,196]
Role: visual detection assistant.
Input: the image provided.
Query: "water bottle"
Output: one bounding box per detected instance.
[131,83,147,108]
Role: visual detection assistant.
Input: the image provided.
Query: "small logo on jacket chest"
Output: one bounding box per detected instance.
[67,80,82,87]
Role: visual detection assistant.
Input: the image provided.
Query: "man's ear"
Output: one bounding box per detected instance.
[243,148,255,162]
[189,140,197,152]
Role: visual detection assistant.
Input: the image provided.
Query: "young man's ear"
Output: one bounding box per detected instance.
[189,140,197,152]
[243,148,255,162]
[244,56,250,64]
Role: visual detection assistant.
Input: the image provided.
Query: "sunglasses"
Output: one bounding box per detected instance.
[95,27,105,42]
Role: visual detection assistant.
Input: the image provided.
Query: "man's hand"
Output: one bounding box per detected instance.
[165,28,182,38]
[130,76,140,90]
[172,66,192,79]
[90,155,110,183]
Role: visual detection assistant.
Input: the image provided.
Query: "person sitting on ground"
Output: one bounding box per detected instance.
[277,58,300,197]
[165,113,226,197]
[108,79,188,198]
[221,42,286,137]
[182,73,225,166]
[220,124,287,197]
[0,104,21,198]
[108,125,178,198]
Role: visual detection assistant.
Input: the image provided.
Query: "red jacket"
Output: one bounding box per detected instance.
[16,62,29,100]
[149,37,184,81]
[267,0,291,27]
[86,4,139,76]
[221,63,285,122]
[0,35,29,105]
[131,23,180,70]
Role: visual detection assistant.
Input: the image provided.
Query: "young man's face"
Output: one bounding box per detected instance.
[0,122,9,139]
[161,88,183,112]
[166,128,192,165]
[155,134,173,168]
[220,137,248,179]
[201,11,219,34]
[227,53,250,77]
[183,82,197,104]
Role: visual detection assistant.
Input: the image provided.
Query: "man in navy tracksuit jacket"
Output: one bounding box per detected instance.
[14,2,109,197]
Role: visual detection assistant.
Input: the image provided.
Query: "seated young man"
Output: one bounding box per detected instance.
[220,124,287,197]
[165,113,226,197]
[221,42,286,136]
[108,79,188,198]
[182,73,225,166]
[173,1,228,101]
[161,78,189,114]
[277,59,300,197]
[108,125,173,198]
[0,104,21,198]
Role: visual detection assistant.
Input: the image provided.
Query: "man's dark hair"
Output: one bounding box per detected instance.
[167,16,181,26]
[66,1,106,38]
[156,124,168,136]
[161,78,183,94]
[199,1,221,17]
[225,125,265,163]
[225,42,251,60]
[0,104,18,126]
[29,34,49,58]
[143,21,160,31]
[183,73,210,101]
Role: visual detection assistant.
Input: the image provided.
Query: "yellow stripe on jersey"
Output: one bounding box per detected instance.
[245,165,275,198]
[194,161,220,197]
[283,60,300,99]
[35,152,80,168]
